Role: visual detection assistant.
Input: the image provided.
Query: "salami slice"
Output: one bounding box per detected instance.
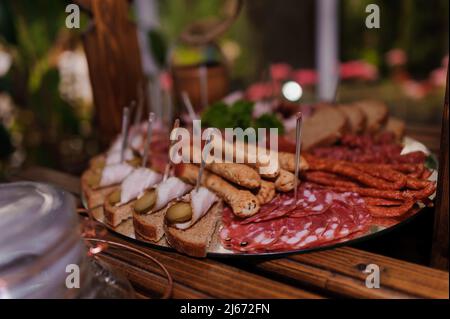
[220,184,371,253]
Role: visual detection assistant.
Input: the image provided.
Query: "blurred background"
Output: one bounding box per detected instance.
[0,0,448,177]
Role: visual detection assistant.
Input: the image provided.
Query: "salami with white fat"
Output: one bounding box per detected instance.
[220,184,371,253]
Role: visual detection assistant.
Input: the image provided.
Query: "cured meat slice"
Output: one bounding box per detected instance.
[220,184,371,253]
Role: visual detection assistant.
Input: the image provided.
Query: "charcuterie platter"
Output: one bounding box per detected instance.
[81,99,438,258]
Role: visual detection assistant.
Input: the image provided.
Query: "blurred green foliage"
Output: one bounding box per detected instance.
[202,99,284,134]
[0,0,84,171]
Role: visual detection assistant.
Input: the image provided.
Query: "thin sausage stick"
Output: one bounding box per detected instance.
[363,197,404,207]
[302,171,359,188]
[353,163,407,189]
[367,200,415,217]
[307,159,404,190]
[330,183,436,201]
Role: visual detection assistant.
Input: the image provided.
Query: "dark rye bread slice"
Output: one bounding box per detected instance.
[104,196,135,227]
[380,116,406,141]
[133,208,167,242]
[82,169,116,210]
[295,105,348,150]
[336,104,366,133]
[353,100,389,134]
[164,201,223,258]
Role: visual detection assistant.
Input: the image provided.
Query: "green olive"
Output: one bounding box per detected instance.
[127,157,142,167]
[165,202,193,224]
[108,189,121,205]
[134,190,156,213]
[87,171,101,188]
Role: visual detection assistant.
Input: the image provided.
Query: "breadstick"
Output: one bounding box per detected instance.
[211,137,280,178]
[274,169,296,192]
[206,163,261,189]
[175,164,260,218]
[256,180,276,205]
[278,152,309,173]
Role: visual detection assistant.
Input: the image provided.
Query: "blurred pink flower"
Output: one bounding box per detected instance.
[386,48,407,67]
[270,63,292,81]
[160,71,173,91]
[246,82,274,101]
[442,55,449,68]
[402,80,427,100]
[429,67,447,87]
[340,60,378,81]
[292,69,317,86]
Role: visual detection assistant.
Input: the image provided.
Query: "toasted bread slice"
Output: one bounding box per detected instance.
[104,196,135,227]
[163,201,222,257]
[337,104,366,133]
[113,218,135,238]
[353,100,388,134]
[89,154,106,169]
[133,208,167,242]
[380,116,406,141]
[294,105,347,150]
[82,169,115,212]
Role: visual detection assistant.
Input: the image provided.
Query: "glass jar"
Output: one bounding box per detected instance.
[0,182,134,299]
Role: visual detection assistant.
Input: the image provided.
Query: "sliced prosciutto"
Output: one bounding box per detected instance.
[152,177,193,212]
[99,163,134,187]
[174,187,218,230]
[120,168,162,204]
[220,184,371,253]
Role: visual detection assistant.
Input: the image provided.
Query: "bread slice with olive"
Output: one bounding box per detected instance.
[82,169,115,211]
[103,167,162,227]
[132,177,193,242]
[163,187,221,257]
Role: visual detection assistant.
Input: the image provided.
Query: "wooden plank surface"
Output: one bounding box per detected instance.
[7,166,449,299]
[88,218,322,299]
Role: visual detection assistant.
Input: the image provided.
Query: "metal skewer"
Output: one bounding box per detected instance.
[163,118,180,181]
[196,134,213,191]
[294,112,303,200]
[181,91,199,121]
[134,83,144,127]
[120,106,130,163]
[141,112,155,168]
[331,75,340,105]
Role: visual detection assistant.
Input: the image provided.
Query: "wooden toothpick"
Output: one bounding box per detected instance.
[196,133,213,192]
[141,112,155,167]
[120,106,130,163]
[163,118,180,181]
[294,112,303,200]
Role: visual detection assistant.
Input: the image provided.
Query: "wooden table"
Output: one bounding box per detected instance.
[8,166,449,299]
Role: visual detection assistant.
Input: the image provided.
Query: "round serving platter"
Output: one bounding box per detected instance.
[82,137,438,258]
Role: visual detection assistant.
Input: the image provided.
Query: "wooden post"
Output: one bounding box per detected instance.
[431,70,449,270]
[75,0,147,145]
